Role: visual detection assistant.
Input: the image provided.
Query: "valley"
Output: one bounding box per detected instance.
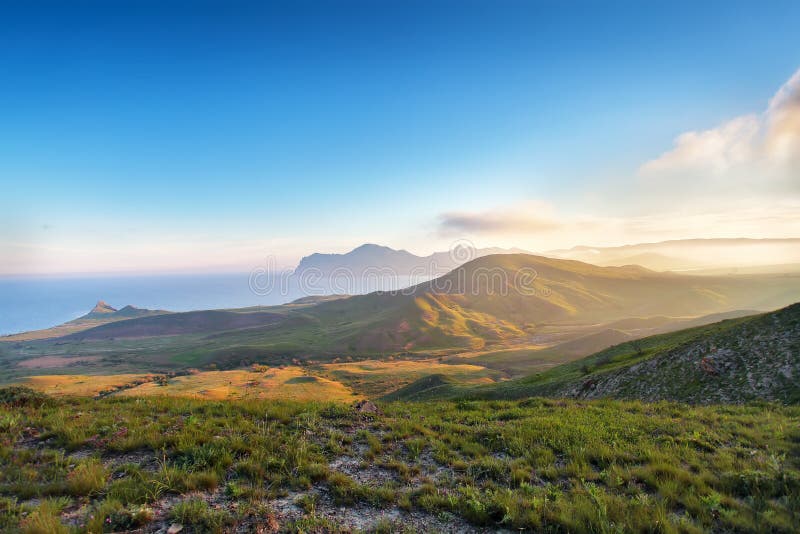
[3,254,799,403]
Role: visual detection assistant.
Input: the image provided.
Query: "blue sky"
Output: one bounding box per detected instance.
[2,0,799,273]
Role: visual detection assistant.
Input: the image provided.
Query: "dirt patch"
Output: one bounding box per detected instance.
[17,355,103,369]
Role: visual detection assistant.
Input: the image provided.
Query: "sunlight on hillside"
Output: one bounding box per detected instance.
[117,368,360,402]
[20,374,157,396]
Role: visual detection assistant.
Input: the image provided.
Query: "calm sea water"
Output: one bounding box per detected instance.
[0,273,426,336]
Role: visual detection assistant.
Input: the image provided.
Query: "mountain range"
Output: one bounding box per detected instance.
[294,239,800,278]
[546,238,800,273]
[294,243,530,276]
[8,253,799,360]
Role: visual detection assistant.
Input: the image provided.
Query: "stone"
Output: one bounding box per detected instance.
[354,400,380,414]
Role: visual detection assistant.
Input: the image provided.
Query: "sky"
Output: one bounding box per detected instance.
[1,0,799,274]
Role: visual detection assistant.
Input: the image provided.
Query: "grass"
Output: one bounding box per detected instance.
[15,374,159,397]
[318,359,500,397]
[1,388,798,532]
[115,367,361,402]
[15,360,497,402]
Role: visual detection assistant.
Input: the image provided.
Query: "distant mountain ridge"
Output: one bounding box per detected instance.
[77,301,167,322]
[294,243,530,276]
[547,238,800,273]
[295,239,800,278]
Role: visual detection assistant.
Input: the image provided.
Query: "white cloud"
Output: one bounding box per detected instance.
[639,114,760,175]
[640,68,800,190]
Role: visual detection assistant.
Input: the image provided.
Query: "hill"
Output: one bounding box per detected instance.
[65,309,287,340]
[411,303,799,404]
[1,301,169,342]
[83,300,117,318]
[297,253,800,353]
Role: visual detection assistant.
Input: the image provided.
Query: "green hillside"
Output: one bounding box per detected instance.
[221,253,799,356]
[403,303,800,404]
[311,253,800,352]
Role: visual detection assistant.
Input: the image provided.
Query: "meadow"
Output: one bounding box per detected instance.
[1,388,798,533]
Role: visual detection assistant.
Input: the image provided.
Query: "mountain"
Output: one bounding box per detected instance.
[83,300,117,318]
[271,253,800,354]
[293,243,530,276]
[546,238,800,274]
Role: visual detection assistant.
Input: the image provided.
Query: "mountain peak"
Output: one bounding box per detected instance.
[91,301,117,314]
[353,243,391,251]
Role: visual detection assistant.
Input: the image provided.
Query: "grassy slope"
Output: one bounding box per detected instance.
[397,303,800,404]
[447,328,633,376]
[204,254,800,356]
[1,392,798,533]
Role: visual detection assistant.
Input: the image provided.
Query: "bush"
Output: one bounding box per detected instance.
[0,387,53,408]
[19,498,70,534]
[170,498,232,533]
[67,458,109,496]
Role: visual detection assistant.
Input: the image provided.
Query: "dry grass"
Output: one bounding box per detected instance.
[116,368,360,402]
[19,374,157,396]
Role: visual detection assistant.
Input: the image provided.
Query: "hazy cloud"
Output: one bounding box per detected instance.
[439,202,561,236]
[434,197,800,251]
[640,68,800,188]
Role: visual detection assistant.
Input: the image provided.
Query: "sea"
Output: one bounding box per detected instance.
[0,272,427,336]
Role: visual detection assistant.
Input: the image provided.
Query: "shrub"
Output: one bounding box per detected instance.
[19,498,70,534]
[170,498,232,533]
[0,387,53,408]
[327,472,362,505]
[67,458,109,496]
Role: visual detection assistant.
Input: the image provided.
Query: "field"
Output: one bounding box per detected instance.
[1,389,798,533]
[15,375,159,398]
[116,368,360,403]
